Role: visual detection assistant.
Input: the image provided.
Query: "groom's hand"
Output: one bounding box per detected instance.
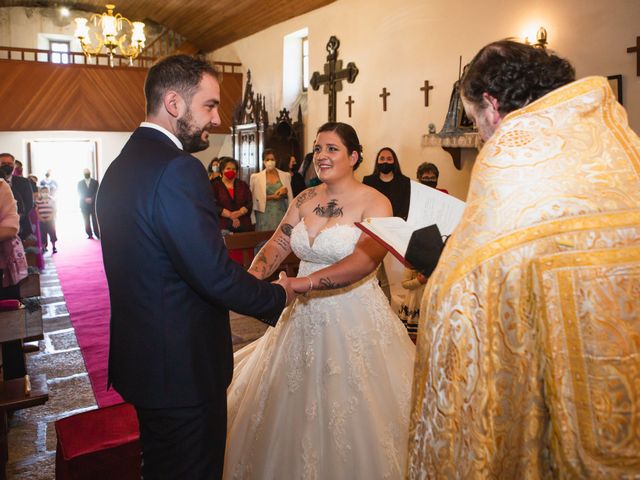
[273,271,297,306]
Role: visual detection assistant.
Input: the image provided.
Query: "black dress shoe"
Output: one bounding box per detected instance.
[87,235,93,239]
[52,247,58,254]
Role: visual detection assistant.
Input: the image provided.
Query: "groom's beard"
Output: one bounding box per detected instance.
[176,109,212,153]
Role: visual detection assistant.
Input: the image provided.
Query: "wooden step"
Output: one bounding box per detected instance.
[0,307,43,343]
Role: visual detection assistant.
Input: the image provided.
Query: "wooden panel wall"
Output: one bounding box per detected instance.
[0,60,242,133]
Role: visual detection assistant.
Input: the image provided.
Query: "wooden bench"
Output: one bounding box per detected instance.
[0,307,43,344]
[0,374,48,479]
[17,273,41,299]
[223,230,300,280]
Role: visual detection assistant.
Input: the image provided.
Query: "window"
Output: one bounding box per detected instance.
[302,37,309,91]
[283,28,309,108]
[50,41,70,64]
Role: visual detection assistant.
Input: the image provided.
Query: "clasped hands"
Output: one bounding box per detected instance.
[272,272,313,306]
[268,187,288,201]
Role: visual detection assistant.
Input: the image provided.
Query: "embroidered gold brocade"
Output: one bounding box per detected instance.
[408,77,640,479]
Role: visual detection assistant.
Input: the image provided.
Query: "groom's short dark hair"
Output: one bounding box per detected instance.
[145,55,218,115]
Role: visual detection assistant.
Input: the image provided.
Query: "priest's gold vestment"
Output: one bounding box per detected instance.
[407,77,640,479]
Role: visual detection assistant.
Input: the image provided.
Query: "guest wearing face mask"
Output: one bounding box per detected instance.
[249,149,292,231]
[286,154,306,198]
[212,157,253,233]
[416,162,448,194]
[0,153,34,239]
[207,157,221,183]
[362,147,411,220]
[78,168,101,239]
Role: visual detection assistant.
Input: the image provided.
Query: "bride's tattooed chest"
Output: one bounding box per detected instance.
[313,199,343,217]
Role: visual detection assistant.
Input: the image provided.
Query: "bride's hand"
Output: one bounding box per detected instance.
[273,271,297,306]
[290,276,313,294]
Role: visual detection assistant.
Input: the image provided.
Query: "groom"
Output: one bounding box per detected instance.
[97,55,295,479]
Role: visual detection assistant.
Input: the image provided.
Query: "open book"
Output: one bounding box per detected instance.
[356,181,466,273]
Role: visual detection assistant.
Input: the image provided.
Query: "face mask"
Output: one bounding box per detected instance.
[264,160,276,171]
[421,180,438,189]
[0,165,14,177]
[224,170,237,180]
[84,173,90,179]
[378,163,394,174]
[13,167,23,176]
[212,165,220,173]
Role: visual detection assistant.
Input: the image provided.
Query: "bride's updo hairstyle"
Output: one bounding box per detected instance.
[316,122,363,170]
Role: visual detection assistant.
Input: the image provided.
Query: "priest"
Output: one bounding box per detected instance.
[408,40,640,478]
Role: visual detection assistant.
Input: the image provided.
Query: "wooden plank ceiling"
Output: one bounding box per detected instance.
[0,0,336,52]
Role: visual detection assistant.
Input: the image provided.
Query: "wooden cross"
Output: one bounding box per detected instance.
[627,36,640,76]
[310,36,359,122]
[345,96,354,117]
[420,80,434,107]
[379,87,390,111]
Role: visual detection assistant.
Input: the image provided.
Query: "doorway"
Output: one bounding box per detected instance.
[27,139,98,242]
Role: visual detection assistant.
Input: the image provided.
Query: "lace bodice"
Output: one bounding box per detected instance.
[290,219,362,270]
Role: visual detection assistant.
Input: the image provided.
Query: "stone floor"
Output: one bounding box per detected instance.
[6,256,269,479]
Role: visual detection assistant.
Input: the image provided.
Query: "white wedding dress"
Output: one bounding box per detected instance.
[223,220,416,479]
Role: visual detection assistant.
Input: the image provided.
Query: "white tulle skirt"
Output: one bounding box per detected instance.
[223,268,416,480]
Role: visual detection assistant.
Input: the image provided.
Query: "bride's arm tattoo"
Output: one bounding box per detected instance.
[313,199,343,218]
[280,223,293,237]
[295,188,318,208]
[248,224,293,279]
[316,277,348,290]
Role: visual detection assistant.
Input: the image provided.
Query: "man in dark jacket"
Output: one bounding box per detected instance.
[77,168,100,239]
[97,55,295,480]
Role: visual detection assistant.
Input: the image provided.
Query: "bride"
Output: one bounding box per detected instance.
[223,122,416,479]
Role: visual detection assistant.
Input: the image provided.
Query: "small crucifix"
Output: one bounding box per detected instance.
[627,35,640,76]
[345,96,354,117]
[420,80,434,107]
[379,87,390,112]
[310,36,359,122]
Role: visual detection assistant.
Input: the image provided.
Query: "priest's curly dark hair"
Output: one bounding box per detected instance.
[461,40,575,115]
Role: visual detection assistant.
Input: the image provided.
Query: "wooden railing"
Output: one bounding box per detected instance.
[0,45,243,73]
[0,46,156,69]
[143,28,188,59]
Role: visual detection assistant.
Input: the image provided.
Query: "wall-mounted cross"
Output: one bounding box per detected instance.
[345,96,354,117]
[420,80,434,107]
[627,36,640,76]
[379,87,390,111]
[310,36,359,122]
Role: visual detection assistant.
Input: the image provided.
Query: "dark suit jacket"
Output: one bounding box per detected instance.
[9,176,34,238]
[77,178,99,211]
[96,127,286,409]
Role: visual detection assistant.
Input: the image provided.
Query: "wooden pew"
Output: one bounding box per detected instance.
[0,273,47,479]
[0,375,48,479]
[223,230,300,280]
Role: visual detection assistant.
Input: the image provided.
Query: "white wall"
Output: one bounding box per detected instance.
[210,0,640,201]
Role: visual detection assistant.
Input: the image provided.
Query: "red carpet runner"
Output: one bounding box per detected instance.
[53,238,123,408]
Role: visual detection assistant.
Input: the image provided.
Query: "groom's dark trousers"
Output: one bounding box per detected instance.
[97,126,286,479]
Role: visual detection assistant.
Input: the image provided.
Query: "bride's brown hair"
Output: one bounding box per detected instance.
[316,122,363,170]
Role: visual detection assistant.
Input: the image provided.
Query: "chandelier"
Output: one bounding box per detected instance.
[74,4,146,67]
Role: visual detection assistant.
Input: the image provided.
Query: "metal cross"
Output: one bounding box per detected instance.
[420,80,434,107]
[627,36,640,76]
[310,36,359,122]
[379,87,390,111]
[345,96,354,117]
